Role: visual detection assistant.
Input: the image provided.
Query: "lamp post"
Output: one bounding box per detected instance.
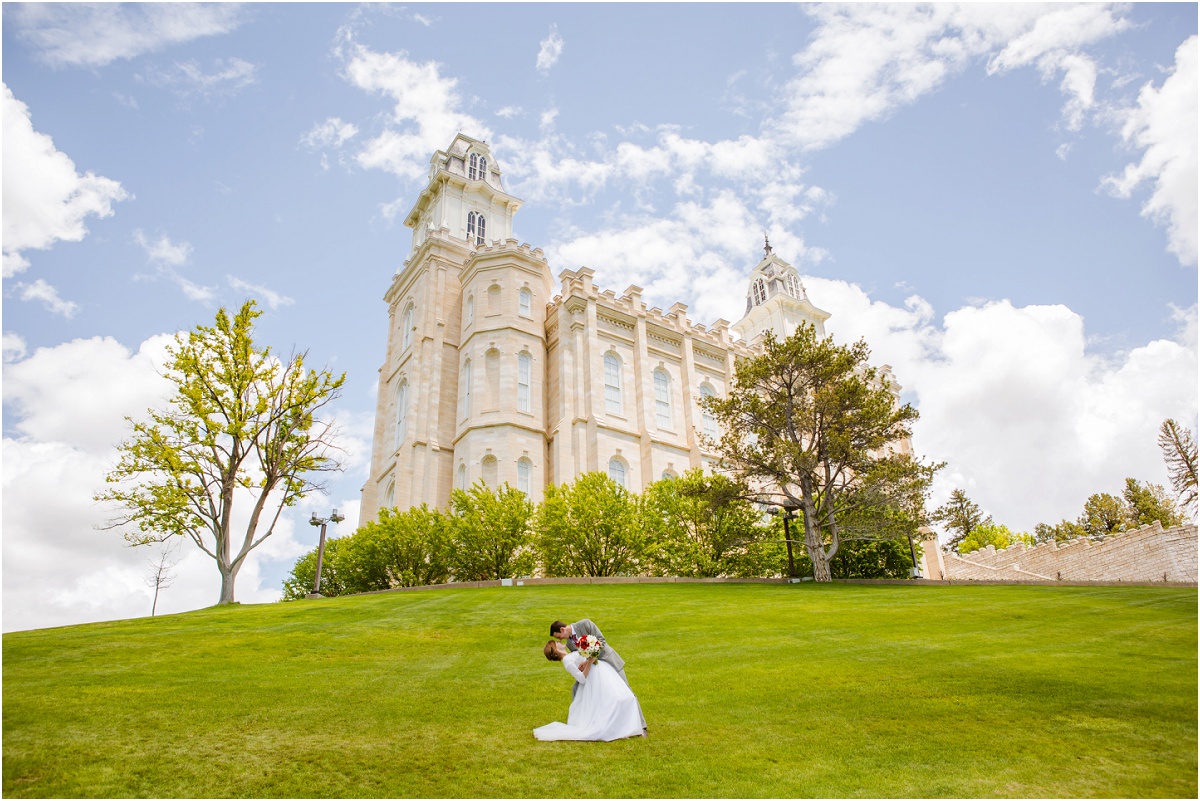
[906,532,923,579]
[307,508,344,598]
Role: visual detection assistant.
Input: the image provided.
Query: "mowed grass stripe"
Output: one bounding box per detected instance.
[3,583,1195,798]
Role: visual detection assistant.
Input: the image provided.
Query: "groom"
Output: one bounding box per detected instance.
[550,618,646,731]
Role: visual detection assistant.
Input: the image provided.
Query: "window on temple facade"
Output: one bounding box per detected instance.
[457,464,467,490]
[603,353,623,414]
[752,278,767,306]
[384,481,395,509]
[519,288,532,317]
[402,303,414,350]
[469,153,487,181]
[608,457,627,489]
[485,349,500,410]
[700,383,717,437]
[517,352,531,412]
[461,359,472,417]
[466,294,474,325]
[467,211,486,245]
[653,368,673,428]
[517,458,532,495]
[785,273,801,299]
[488,283,501,314]
[482,455,498,486]
[394,379,408,448]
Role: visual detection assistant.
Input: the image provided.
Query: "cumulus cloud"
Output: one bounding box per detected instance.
[8,2,245,68]
[0,333,329,632]
[3,85,129,277]
[1102,36,1198,267]
[537,25,565,73]
[335,29,490,181]
[300,117,359,150]
[133,229,214,302]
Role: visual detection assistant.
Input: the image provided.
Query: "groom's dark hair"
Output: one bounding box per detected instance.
[550,620,568,636]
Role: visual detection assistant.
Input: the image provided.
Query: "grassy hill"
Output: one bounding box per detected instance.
[3,582,1196,798]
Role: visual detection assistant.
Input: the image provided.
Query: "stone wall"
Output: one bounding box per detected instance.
[942,522,1197,583]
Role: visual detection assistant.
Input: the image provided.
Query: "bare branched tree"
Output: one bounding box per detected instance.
[145,542,180,617]
[1159,419,1198,515]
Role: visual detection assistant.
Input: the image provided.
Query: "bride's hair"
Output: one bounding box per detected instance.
[544,640,562,661]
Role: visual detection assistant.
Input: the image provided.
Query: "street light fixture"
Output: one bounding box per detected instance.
[777,499,802,580]
[307,508,345,598]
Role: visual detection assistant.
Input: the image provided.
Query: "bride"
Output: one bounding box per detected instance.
[533,640,646,742]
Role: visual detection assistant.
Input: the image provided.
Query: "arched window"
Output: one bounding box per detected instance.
[517,457,532,495]
[402,303,414,350]
[653,368,673,428]
[488,283,501,315]
[482,455,498,486]
[461,359,472,417]
[752,278,767,306]
[467,211,486,245]
[785,273,802,299]
[394,379,408,448]
[603,352,622,415]
[700,383,717,437]
[608,457,627,489]
[469,153,487,181]
[384,481,395,509]
[519,288,532,317]
[456,464,467,490]
[517,352,532,412]
[466,294,474,325]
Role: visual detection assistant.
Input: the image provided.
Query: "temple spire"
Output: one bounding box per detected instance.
[763,233,773,257]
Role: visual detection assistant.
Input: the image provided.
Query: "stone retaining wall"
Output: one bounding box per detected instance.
[942,522,1197,583]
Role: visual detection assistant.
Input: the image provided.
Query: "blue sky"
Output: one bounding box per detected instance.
[3,3,1196,631]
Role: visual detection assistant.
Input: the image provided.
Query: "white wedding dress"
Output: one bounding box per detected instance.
[533,651,645,742]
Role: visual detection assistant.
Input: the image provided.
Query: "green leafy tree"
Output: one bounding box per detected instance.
[282,536,347,601]
[957,523,1035,555]
[97,301,345,605]
[1158,419,1197,515]
[1079,492,1127,538]
[448,482,536,581]
[1033,519,1087,543]
[340,504,452,591]
[1122,477,1185,529]
[641,469,768,577]
[536,472,648,577]
[931,489,991,552]
[702,326,932,581]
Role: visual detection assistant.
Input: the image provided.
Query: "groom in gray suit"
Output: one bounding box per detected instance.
[551,618,646,731]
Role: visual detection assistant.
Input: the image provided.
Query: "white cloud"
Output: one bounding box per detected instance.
[335,29,490,181]
[3,332,28,362]
[15,278,80,318]
[0,333,326,632]
[300,117,359,150]
[134,229,192,267]
[805,279,1197,535]
[1102,36,1198,267]
[496,105,523,119]
[8,3,245,68]
[141,57,259,98]
[537,25,565,73]
[3,84,129,277]
[227,276,294,310]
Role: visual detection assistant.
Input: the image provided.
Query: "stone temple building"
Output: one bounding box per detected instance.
[359,134,902,522]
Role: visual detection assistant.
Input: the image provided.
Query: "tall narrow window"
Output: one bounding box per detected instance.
[785,273,802,299]
[603,353,622,415]
[467,211,486,245]
[478,156,487,180]
[461,359,472,417]
[654,368,673,428]
[517,352,531,412]
[482,455,498,486]
[752,278,767,306]
[402,303,414,350]
[476,214,486,244]
[457,464,467,490]
[608,457,627,489]
[488,283,501,314]
[485,348,500,410]
[384,481,395,509]
[394,379,408,448]
[700,383,717,437]
[519,288,532,317]
[466,294,474,325]
[469,153,480,180]
[517,458,532,495]
[467,211,477,243]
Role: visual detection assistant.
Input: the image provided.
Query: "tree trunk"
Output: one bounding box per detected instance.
[807,530,833,582]
[218,562,238,604]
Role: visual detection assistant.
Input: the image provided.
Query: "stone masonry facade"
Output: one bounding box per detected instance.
[940,522,1198,583]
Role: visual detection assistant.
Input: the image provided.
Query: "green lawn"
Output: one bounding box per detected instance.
[3,583,1196,798]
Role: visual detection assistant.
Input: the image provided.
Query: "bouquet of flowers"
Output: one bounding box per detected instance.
[576,634,605,660]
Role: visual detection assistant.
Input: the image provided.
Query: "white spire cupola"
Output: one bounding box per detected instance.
[732,236,831,343]
[402,134,522,254]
